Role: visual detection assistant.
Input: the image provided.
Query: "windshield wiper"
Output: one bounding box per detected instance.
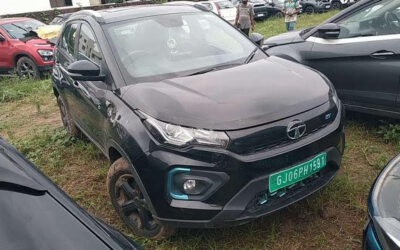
[187,67,217,76]
[244,47,258,64]
[186,63,243,76]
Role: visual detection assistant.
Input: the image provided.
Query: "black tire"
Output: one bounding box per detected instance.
[331,1,342,9]
[16,56,40,79]
[304,6,315,14]
[107,158,175,239]
[275,11,284,18]
[57,96,82,137]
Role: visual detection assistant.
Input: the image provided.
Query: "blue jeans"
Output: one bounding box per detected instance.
[286,21,295,31]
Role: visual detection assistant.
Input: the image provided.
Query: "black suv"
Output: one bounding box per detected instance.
[52,5,345,238]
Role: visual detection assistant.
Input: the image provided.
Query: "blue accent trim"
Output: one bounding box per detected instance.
[365,223,382,250]
[167,168,190,200]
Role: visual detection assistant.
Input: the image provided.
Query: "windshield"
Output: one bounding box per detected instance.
[105,12,258,83]
[1,20,45,39]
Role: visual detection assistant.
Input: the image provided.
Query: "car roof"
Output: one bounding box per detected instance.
[0,17,35,25]
[70,4,203,24]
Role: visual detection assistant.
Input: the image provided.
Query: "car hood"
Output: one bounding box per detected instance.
[264,30,304,46]
[120,57,330,130]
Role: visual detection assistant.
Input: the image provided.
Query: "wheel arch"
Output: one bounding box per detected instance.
[106,139,158,216]
[13,53,38,67]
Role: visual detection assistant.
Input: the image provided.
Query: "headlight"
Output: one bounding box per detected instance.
[319,73,339,105]
[140,111,230,148]
[37,50,53,57]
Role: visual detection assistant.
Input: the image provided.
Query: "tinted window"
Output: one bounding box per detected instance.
[1,20,45,39]
[337,0,400,38]
[61,23,78,58]
[78,23,103,66]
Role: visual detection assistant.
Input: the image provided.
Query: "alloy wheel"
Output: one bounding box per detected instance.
[115,174,158,232]
[19,61,36,78]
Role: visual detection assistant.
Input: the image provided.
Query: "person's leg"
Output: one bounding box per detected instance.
[285,22,290,31]
[288,21,295,31]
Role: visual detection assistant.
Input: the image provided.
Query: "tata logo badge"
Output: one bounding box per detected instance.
[287,120,307,140]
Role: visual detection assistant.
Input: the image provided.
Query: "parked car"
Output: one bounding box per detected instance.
[300,0,331,14]
[363,154,400,249]
[264,0,400,119]
[0,137,140,250]
[0,17,54,78]
[165,0,237,24]
[50,13,73,25]
[331,0,357,9]
[52,5,345,239]
[230,0,271,20]
[265,0,286,18]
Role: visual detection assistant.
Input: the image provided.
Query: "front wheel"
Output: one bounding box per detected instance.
[16,56,39,79]
[107,158,175,239]
[275,11,284,18]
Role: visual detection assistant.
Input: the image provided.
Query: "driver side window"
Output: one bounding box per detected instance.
[337,0,400,39]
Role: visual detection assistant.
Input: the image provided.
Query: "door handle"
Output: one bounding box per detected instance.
[370,50,395,58]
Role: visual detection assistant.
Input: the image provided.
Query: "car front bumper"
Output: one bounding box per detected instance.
[143,114,345,228]
[363,219,382,250]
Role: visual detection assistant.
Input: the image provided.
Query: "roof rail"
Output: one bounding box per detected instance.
[70,9,105,22]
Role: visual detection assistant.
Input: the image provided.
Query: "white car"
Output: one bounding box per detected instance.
[164,1,237,24]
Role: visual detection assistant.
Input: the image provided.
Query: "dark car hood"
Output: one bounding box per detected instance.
[265,30,304,46]
[120,57,330,130]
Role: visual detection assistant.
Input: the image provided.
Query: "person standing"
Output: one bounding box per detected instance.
[283,0,300,31]
[234,0,255,36]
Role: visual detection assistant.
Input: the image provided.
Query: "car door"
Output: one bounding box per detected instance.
[0,29,12,70]
[55,22,80,121]
[305,0,400,112]
[72,22,110,148]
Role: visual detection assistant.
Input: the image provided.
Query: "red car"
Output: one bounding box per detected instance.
[0,18,54,78]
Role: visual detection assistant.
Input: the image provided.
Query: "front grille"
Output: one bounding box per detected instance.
[227,102,338,155]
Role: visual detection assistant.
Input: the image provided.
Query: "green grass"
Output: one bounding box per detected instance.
[255,11,340,38]
[1,11,400,249]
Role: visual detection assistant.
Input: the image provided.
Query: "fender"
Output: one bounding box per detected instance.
[273,53,300,63]
[106,139,158,216]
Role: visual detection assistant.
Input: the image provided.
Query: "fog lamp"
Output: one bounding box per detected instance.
[183,179,196,193]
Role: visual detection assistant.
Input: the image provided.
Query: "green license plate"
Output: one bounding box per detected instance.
[268,152,327,193]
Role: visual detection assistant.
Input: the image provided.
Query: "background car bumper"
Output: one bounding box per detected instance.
[363,220,382,250]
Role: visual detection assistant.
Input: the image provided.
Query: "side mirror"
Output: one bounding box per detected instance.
[317,23,341,39]
[249,32,264,46]
[67,60,105,81]
[0,35,5,42]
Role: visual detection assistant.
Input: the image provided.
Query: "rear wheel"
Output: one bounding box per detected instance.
[304,6,315,14]
[16,57,39,79]
[57,96,82,137]
[331,1,342,9]
[107,158,175,239]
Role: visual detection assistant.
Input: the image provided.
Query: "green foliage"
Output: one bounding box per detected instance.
[10,127,75,169]
[0,78,52,103]
[378,123,400,146]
